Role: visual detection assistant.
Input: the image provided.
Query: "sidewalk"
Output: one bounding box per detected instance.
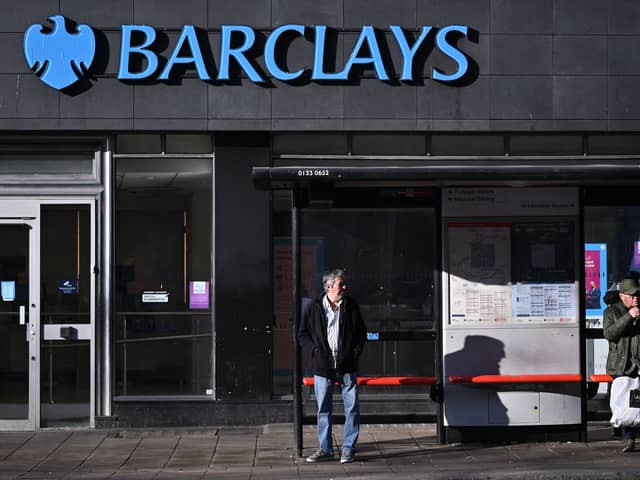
[0,422,638,480]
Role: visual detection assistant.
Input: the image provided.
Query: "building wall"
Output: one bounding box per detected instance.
[2,0,640,131]
[214,142,272,400]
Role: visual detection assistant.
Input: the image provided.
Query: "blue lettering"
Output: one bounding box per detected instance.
[341,26,389,81]
[264,24,306,81]
[218,25,264,82]
[433,25,469,82]
[390,25,432,81]
[159,25,211,80]
[112,22,475,85]
[118,25,158,80]
[311,26,342,81]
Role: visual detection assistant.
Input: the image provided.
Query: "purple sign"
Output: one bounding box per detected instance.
[633,241,640,271]
[189,281,209,309]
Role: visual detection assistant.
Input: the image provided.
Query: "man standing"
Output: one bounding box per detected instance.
[604,275,640,452]
[298,269,367,464]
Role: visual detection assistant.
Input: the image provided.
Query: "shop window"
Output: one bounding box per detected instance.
[430,135,504,156]
[272,134,348,155]
[0,152,94,175]
[0,139,99,182]
[351,135,426,156]
[115,156,213,397]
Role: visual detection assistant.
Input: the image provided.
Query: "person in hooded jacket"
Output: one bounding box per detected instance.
[298,268,367,464]
[604,275,640,452]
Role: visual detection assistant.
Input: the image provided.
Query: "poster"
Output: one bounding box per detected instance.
[189,281,209,309]
[511,222,575,283]
[448,223,512,323]
[512,283,577,323]
[585,243,607,324]
[272,237,324,378]
[273,237,324,323]
[447,221,580,325]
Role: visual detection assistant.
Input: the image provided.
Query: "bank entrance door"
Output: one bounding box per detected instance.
[0,199,95,430]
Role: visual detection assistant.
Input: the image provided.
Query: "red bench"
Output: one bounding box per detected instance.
[589,374,613,383]
[303,376,436,386]
[448,374,582,384]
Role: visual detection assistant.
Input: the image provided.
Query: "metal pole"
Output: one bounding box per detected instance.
[292,189,303,457]
[100,138,114,417]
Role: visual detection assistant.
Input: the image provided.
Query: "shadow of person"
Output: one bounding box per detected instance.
[444,335,508,426]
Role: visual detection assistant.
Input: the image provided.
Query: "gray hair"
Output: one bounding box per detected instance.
[323,268,346,292]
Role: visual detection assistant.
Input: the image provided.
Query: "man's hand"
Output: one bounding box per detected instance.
[629,307,640,318]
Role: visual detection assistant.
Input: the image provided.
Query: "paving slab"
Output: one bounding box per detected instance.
[0,422,639,479]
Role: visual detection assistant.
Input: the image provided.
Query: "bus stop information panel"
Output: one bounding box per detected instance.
[442,188,581,427]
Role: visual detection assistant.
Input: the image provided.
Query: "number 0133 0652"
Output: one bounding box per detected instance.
[297,169,331,177]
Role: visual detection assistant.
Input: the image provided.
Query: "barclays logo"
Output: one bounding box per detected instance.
[24,15,95,90]
[24,15,476,92]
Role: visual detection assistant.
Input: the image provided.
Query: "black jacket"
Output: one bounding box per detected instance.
[604,300,640,376]
[298,295,367,379]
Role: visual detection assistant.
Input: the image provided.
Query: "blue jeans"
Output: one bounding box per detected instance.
[313,373,360,453]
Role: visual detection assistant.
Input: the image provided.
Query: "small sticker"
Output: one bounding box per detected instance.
[57,279,78,295]
[1,281,15,301]
[142,291,170,303]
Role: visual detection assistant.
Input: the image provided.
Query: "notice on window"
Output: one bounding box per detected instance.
[448,223,512,324]
[57,279,78,295]
[1,280,15,301]
[142,291,169,303]
[189,281,209,309]
[512,283,577,323]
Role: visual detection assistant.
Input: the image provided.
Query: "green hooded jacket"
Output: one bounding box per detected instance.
[603,301,640,376]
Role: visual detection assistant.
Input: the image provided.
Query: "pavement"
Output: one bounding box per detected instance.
[0,422,639,480]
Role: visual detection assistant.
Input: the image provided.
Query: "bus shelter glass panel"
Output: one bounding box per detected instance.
[272,202,437,396]
[584,204,640,398]
[0,225,29,420]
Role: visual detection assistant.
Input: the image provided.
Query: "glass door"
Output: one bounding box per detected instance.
[0,198,95,430]
[0,201,39,430]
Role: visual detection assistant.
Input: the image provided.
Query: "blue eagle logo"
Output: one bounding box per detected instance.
[23,15,96,90]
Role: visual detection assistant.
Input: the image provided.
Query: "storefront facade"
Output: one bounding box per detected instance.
[1,1,640,435]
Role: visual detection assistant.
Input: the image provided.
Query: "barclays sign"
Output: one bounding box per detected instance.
[24,16,96,90]
[24,15,475,91]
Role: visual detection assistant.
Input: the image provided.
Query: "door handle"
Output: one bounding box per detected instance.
[19,305,25,325]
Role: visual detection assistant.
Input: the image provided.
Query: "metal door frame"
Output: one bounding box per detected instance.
[0,197,96,431]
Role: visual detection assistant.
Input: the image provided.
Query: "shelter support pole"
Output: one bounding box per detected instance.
[292,189,303,457]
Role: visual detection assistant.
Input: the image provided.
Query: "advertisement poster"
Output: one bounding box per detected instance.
[585,243,607,325]
[272,237,324,379]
